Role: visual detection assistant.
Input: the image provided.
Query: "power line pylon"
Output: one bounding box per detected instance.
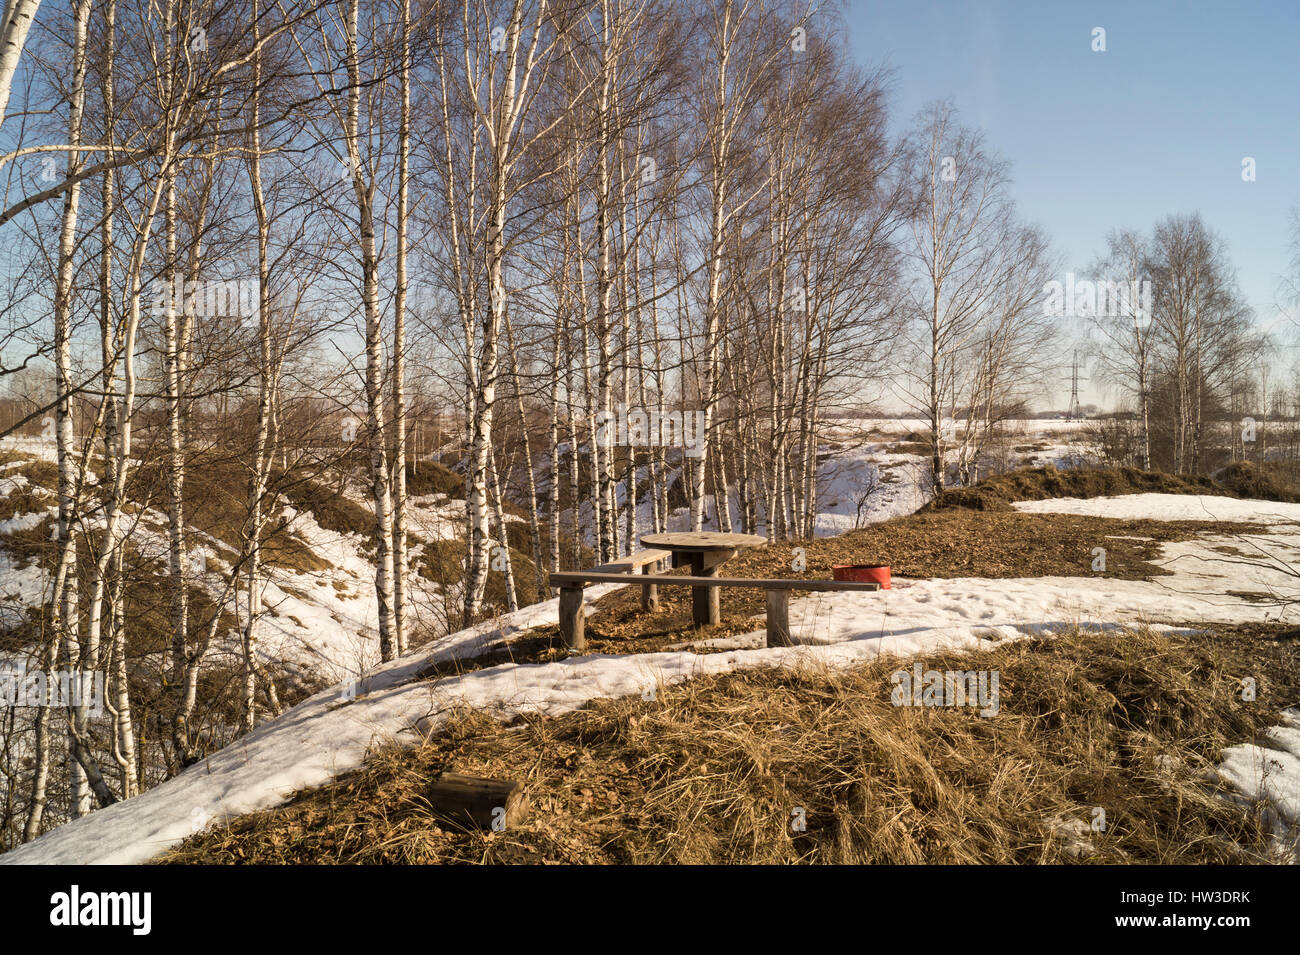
[1068,351,1086,420]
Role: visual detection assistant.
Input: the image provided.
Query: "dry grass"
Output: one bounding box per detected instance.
[924,464,1229,511]
[0,483,55,526]
[160,623,1299,865]
[925,462,1300,513]
[1213,461,1300,503]
[725,510,1256,582]
[405,460,467,499]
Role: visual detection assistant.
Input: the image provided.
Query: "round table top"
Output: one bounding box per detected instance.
[640,532,767,552]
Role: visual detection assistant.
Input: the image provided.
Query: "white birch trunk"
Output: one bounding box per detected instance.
[344,0,396,658]
[0,0,41,131]
[391,0,411,654]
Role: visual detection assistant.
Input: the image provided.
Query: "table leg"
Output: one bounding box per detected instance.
[559,584,585,650]
[690,553,720,626]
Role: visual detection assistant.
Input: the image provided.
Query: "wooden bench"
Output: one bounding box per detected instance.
[548,550,667,652]
[549,568,881,650]
[586,548,671,611]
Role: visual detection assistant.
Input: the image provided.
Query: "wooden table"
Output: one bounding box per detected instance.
[639,531,767,626]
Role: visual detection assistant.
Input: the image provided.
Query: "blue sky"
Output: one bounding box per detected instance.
[843,0,1300,406]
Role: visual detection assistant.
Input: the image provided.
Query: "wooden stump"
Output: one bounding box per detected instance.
[766,589,792,647]
[559,584,585,650]
[427,772,527,831]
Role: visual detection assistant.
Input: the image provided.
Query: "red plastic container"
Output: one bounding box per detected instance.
[832,563,891,589]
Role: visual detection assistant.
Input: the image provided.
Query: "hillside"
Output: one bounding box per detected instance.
[5,469,1299,865]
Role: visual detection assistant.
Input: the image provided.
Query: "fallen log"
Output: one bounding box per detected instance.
[427,772,527,831]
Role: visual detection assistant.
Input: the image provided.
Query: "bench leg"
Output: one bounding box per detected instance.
[559,584,586,651]
[690,553,720,627]
[640,565,659,612]
[766,589,792,647]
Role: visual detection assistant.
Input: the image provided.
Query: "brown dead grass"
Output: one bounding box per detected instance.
[405,460,466,500]
[159,623,1300,864]
[925,465,1223,511]
[0,485,54,526]
[926,462,1300,513]
[1213,461,1300,503]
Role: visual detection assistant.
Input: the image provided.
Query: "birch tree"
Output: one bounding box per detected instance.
[0,0,41,131]
[902,101,1024,496]
[427,0,565,625]
[1088,229,1155,469]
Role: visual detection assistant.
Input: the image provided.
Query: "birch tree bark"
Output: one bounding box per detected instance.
[342,0,397,658]
[449,0,558,626]
[242,0,277,730]
[55,0,98,818]
[0,0,40,131]
[391,0,411,655]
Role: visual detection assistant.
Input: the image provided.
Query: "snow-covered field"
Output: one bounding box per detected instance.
[1013,493,1300,616]
[6,487,1300,864]
[675,417,1093,538]
[807,417,1094,534]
